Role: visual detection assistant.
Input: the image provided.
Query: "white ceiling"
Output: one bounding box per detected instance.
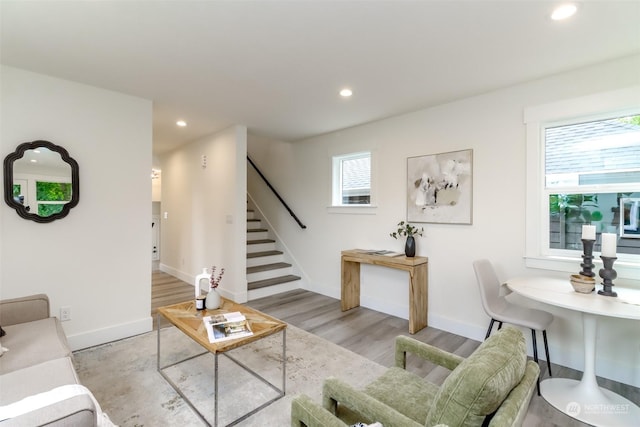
[2,1,639,155]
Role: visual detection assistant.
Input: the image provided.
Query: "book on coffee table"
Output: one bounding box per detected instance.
[203,311,253,343]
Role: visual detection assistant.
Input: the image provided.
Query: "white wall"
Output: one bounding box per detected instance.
[248,54,640,387]
[160,126,248,302]
[0,66,153,350]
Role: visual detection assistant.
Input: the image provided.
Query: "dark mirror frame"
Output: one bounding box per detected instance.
[3,140,80,223]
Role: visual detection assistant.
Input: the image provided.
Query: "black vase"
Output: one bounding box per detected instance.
[405,236,416,257]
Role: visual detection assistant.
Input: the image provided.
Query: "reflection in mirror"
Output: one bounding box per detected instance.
[4,140,79,223]
[620,197,640,239]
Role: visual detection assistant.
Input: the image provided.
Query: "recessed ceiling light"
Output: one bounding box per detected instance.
[339,88,353,97]
[176,120,187,127]
[551,4,577,21]
[30,159,37,163]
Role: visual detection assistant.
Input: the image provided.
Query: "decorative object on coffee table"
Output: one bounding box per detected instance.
[194,268,210,298]
[205,266,225,309]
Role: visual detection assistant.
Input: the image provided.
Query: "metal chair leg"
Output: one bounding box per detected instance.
[543,330,552,377]
[531,329,541,396]
[485,319,496,340]
[497,321,503,330]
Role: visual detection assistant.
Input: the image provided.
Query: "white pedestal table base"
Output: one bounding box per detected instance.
[540,312,640,426]
[541,378,640,426]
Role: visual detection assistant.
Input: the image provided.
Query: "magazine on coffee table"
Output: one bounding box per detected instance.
[203,311,253,343]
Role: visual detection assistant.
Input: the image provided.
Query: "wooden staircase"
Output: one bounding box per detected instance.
[247,209,301,299]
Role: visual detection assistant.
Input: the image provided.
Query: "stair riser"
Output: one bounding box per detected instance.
[247,266,293,282]
[247,230,269,240]
[247,242,276,253]
[246,253,284,267]
[247,220,262,230]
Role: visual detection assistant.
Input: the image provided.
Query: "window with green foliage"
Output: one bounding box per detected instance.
[525,89,640,277]
[36,181,72,217]
[13,184,20,197]
[545,114,640,255]
[548,192,639,252]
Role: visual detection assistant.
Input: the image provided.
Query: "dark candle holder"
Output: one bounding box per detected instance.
[598,256,618,297]
[580,238,596,278]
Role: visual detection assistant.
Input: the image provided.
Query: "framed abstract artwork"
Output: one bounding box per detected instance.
[407,149,473,224]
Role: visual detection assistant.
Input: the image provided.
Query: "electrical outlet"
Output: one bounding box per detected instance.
[60,306,71,322]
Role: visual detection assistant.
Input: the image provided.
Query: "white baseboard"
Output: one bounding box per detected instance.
[219,288,248,303]
[67,317,152,351]
[360,295,408,320]
[159,263,194,286]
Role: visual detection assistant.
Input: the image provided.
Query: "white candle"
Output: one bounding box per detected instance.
[601,233,617,258]
[582,225,596,240]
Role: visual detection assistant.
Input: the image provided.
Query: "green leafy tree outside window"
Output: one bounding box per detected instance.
[35,181,71,217]
[36,181,71,202]
[549,194,601,223]
[38,204,64,216]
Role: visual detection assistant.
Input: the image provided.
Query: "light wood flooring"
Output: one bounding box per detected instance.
[151,271,198,329]
[151,271,639,426]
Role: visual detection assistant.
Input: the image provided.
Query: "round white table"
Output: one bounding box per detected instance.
[506,276,640,426]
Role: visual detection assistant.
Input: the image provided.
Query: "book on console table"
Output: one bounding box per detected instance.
[353,249,404,257]
[203,311,253,343]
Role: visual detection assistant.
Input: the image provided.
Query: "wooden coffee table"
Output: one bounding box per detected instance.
[157,298,287,426]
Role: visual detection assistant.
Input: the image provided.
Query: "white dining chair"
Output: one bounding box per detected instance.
[473,259,553,395]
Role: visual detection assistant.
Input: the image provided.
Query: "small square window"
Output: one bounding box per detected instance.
[332,152,371,206]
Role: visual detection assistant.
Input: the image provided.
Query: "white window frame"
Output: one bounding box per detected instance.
[329,151,377,214]
[524,86,640,279]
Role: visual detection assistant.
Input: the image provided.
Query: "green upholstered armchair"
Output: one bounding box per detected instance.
[291,327,539,427]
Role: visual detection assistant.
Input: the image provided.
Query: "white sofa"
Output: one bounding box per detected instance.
[0,294,98,426]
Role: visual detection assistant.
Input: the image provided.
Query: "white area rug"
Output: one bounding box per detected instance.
[74,325,387,426]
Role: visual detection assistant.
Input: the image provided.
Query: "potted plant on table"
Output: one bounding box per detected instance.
[205,266,225,310]
[390,221,424,257]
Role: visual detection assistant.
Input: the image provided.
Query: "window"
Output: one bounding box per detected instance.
[524,86,640,278]
[332,152,371,206]
[36,181,72,217]
[545,116,640,254]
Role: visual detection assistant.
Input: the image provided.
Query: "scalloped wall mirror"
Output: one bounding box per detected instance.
[3,140,80,223]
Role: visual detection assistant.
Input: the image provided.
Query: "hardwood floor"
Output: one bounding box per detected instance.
[151,271,639,426]
[151,270,198,329]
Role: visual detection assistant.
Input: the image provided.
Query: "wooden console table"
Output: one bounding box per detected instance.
[341,249,428,334]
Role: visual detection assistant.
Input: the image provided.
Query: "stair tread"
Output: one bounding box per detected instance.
[247,228,268,233]
[247,218,260,222]
[247,239,275,244]
[248,275,301,290]
[247,262,291,274]
[247,250,283,259]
